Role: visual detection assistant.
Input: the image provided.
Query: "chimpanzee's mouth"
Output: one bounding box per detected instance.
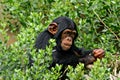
[64,43,71,47]
[61,42,72,50]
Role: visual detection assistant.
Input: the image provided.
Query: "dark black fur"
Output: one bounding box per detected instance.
[35,29,53,50]
[50,48,93,68]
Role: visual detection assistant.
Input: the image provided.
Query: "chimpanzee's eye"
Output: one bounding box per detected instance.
[64,31,70,35]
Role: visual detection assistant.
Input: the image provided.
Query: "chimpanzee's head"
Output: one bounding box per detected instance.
[48,16,78,51]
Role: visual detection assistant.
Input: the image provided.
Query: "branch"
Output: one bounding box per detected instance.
[92,9,120,41]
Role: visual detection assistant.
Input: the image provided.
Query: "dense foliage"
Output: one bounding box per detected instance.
[0,0,120,79]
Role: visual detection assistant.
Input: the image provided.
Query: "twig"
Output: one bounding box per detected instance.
[92,9,120,41]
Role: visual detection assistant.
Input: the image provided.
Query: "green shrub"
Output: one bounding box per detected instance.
[0,0,120,79]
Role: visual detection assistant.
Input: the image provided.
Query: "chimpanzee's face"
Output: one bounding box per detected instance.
[60,29,76,51]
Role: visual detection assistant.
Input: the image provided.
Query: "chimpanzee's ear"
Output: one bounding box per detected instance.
[48,22,58,35]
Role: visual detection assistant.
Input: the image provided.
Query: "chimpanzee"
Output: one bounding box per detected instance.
[29,16,79,66]
[48,17,105,79]
[34,16,104,65]
[31,16,104,80]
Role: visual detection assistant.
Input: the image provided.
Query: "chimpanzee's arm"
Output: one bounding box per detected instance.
[78,55,96,65]
[81,49,93,56]
[73,45,93,57]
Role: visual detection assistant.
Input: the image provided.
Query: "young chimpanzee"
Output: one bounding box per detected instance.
[29,16,79,66]
[48,17,105,79]
[33,16,104,79]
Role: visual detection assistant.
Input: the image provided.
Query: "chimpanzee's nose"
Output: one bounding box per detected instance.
[66,37,72,42]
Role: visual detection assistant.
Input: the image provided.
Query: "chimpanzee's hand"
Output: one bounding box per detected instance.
[93,48,105,59]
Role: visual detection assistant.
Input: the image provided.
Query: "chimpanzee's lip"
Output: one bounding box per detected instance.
[64,43,71,47]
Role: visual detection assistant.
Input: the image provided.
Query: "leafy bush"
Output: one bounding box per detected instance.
[0,0,120,79]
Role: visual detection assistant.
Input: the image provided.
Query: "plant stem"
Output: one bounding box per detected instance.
[92,9,120,41]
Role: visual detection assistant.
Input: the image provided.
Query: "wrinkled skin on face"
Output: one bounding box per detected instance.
[61,29,76,51]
